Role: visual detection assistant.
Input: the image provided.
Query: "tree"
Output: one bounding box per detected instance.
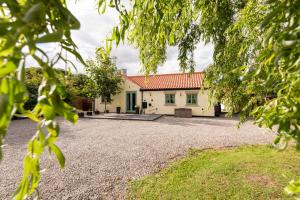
[85,47,123,111]
[24,68,43,110]
[24,67,89,110]
[101,0,299,137]
[70,73,91,98]
[98,0,299,195]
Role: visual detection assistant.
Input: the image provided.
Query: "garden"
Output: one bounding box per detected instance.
[0,0,299,199]
[129,145,300,199]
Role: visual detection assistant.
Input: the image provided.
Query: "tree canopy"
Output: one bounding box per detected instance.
[84,47,123,111]
[24,67,89,110]
[101,0,299,195]
[103,0,299,148]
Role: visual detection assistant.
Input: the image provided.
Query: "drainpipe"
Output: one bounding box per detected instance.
[141,90,144,114]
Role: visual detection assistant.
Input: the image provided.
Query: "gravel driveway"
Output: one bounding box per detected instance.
[0,116,274,199]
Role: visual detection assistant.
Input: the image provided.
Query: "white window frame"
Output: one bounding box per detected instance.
[186,93,198,105]
[165,93,176,105]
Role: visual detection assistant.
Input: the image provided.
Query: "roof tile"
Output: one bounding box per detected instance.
[127,72,205,90]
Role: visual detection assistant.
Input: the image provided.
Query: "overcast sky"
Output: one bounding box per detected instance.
[34,0,214,75]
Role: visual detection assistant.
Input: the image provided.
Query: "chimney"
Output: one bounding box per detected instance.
[118,68,127,75]
[111,56,117,65]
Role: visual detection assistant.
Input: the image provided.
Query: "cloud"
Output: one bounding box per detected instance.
[28,0,214,75]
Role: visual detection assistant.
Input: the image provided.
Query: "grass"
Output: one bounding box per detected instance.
[128,145,300,200]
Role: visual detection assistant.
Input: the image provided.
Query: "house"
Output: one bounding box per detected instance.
[95,71,215,116]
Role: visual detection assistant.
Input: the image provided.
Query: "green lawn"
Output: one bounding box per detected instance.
[128,145,300,200]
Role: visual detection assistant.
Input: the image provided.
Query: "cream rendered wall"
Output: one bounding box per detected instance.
[142,90,214,116]
[95,77,214,116]
[95,78,141,113]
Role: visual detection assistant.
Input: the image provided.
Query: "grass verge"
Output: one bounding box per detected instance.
[128,145,300,199]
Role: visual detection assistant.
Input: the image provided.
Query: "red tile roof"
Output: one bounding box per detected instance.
[127,72,205,91]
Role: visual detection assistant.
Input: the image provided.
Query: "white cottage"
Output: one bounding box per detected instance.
[95,71,215,116]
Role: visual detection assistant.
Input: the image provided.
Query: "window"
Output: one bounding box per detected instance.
[165,94,175,104]
[186,94,197,105]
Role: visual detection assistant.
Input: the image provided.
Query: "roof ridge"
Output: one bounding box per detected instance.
[125,72,204,90]
[127,71,205,78]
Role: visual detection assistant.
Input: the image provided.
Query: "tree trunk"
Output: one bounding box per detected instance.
[104,100,107,112]
[93,98,95,111]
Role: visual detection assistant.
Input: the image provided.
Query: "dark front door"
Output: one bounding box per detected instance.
[126,92,136,112]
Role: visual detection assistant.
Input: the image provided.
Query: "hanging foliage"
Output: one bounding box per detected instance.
[0,0,86,199]
[101,0,300,196]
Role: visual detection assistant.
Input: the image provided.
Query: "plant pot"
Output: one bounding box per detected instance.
[94,110,100,115]
[116,107,121,114]
[78,112,85,118]
[135,107,140,114]
[214,105,221,117]
[104,110,109,113]
[87,111,93,116]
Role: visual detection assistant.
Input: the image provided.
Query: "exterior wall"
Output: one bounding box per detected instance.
[95,78,214,116]
[142,90,214,116]
[95,78,142,113]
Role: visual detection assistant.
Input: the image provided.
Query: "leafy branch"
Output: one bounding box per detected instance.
[0,0,85,199]
[99,0,300,196]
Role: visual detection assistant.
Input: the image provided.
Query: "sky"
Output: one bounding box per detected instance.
[33,0,214,75]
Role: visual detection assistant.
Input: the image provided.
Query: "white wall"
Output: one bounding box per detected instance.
[95,78,141,113]
[95,78,215,116]
[142,90,215,116]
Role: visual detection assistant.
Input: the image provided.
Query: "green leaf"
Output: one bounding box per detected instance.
[67,67,71,76]
[42,105,56,120]
[115,27,120,46]
[64,8,81,30]
[102,0,106,14]
[28,173,40,195]
[22,2,46,24]
[109,0,115,7]
[62,45,87,67]
[274,136,281,144]
[62,108,78,124]
[13,178,29,200]
[46,121,60,137]
[0,61,17,78]
[285,179,300,196]
[36,31,63,43]
[13,80,28,103]
[112,27,117,40]
[169,33,175,45]
[97,0,106,13]
[23,155,32,178]
[105,39,112,54]
[260,5,281,28]
[49,144,65,168]
[0,94,8,116]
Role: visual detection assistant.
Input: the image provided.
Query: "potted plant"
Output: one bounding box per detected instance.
[135,105,140,114]
[94,110,100,115]
[78,112,85,118]
[87,110,93,116]
[116,103,121,114]
[104,109,109,113]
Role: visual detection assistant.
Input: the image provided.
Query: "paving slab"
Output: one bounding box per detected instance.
[84,113,163,121]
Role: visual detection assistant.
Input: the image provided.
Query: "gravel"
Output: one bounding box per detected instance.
[0,116,274,199]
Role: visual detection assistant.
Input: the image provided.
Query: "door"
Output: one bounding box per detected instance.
[126,92,137,112]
